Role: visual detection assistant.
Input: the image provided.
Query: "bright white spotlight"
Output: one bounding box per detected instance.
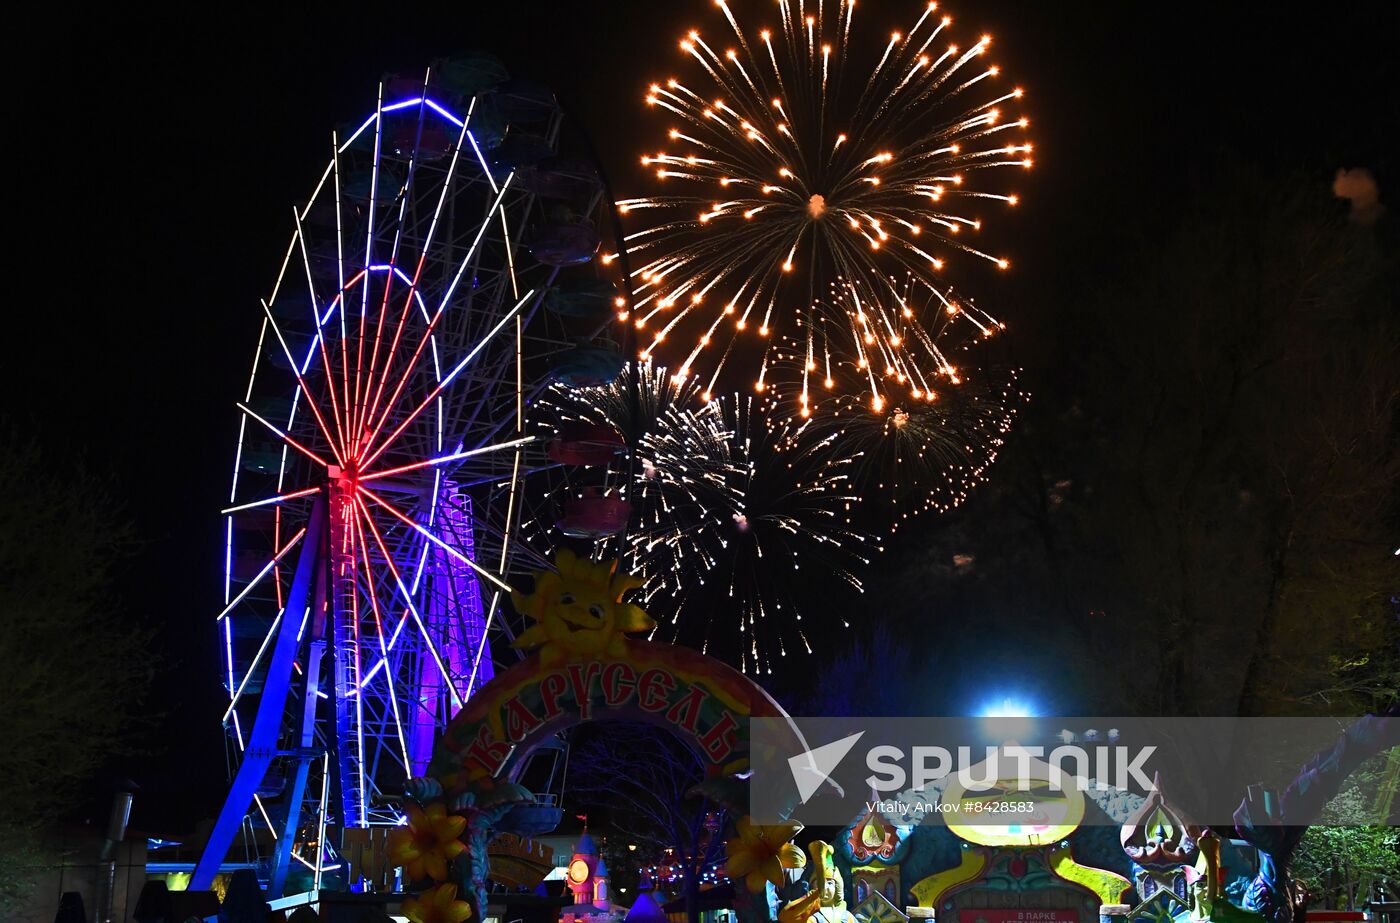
[977,696,1038,742]
[978,696,1037,718]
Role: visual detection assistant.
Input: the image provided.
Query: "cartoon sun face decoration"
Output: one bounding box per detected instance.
[510,549,656,665]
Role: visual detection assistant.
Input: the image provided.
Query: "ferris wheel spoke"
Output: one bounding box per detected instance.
[350,506,412,773]
[358,288,536,471]
[462,438,528,694]
[353,178,519,463]
[221,485,320,516]
[291,210,352,455]
[358,243,405,447]
[331,132,354,448]
[237,402,333,469]
[215,526,307,621]
[353,486,508,593]
[219,604,301,724]
[360,104,475,447]
[350,84,387,453]
[468,590,506,698]
[358,435,536,483]
[353,495,467,709]
[358,82,435,445]
[261,301,346,465]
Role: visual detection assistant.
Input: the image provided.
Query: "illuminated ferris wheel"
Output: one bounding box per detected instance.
[193,60,622,896]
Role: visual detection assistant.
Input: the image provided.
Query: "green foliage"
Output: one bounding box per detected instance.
[1294,815,1399,909]
[0,428,154,910]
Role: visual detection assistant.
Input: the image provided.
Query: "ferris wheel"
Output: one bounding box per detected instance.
[193,60,622,896]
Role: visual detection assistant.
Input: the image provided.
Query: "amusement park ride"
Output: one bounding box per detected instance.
[194,59,627,896]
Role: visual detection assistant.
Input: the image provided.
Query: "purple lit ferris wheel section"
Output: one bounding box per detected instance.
[410,482,492,776]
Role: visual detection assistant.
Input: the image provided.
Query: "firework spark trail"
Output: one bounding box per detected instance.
[798,364,1027,530]
[524,364,740,633]
[698,392,875,672]
[526,364,874,672]
[616,0,1032,417]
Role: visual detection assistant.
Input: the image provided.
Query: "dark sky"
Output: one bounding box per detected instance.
[6,1,1394,830]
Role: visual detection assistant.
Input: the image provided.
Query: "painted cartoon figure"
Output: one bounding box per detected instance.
[807,840,856,923]
[510,549,655,665]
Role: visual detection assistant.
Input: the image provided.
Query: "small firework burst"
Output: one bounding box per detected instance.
[525,367,875,672]
[658,393,875,673]
[801,366,1025,530]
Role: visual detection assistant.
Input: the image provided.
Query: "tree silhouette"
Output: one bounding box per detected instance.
[0,427,153,910]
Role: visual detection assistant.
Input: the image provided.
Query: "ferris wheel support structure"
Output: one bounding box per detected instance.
[194,494,326,894]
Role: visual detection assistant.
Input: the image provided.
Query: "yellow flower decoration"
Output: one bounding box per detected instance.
[386,803,467,882]
[510,549,655,666]
[725,816,806,892]
[402,883,473,923]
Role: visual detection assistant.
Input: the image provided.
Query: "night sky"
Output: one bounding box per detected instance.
[6,1,1394,832]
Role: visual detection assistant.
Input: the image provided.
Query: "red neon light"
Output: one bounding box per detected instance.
[358,259,399,444]
[238,403,332,469]
[334,278,362,455]
[352,296,451,465]
[264,303,347,467]
[351,261,371,460]
[307,296,351,461]
[358,251,431,452]
[274,505,285,610]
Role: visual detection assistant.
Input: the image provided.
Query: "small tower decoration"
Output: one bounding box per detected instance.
[567,824,602,906]
[594,854,611,909]
[562,820,612,923]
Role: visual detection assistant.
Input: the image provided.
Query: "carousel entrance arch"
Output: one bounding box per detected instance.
[430,634,793,786]
[427,550,802,790]
[401,552,805,923]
